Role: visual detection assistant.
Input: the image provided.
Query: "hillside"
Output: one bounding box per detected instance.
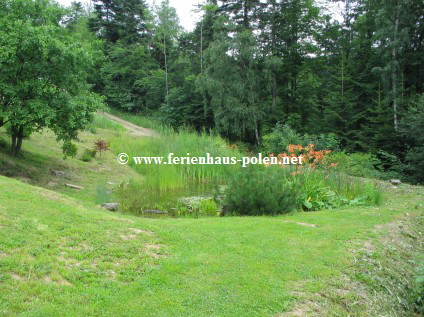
[0,115,423,316]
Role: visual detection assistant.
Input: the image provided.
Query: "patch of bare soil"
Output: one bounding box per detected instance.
[145,244,166,259]
[110,216,135,224]
[129,228,155,236]
[11,273,25,281]
[43,276,72,286]
[282,221,318,228]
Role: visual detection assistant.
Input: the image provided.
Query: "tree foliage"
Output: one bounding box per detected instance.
[3,0,423,182]
[0,0,102,156]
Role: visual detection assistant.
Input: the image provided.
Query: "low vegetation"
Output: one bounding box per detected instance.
[0,112,422,316]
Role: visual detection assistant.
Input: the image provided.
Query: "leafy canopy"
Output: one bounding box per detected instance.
[0,0,102,155]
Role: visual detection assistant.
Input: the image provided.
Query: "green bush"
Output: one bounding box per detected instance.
[405,147,424,184]
[326,152,381,178]
[303,133,340,151]
[375,150,405,180]
[62,141,77,159]
[222,167,299,216]
[288,168,338,211]
[81,148,97,162]
[223,166,383,214]
[262,123,303,155]
[262,123,340,155]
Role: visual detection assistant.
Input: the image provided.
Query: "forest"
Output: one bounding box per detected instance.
[84,0,424,183]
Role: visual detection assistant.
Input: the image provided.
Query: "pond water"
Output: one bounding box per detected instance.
[100,180,221,217]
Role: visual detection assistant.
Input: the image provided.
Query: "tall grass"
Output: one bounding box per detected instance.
[323,171,383,206]
[280,166,383,210]
[110,128,244,190]
[90,115,126,132]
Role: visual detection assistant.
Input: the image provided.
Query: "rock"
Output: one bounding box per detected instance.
[52,170,66,177]
[143,210,167,215]
[390,179,401,186]
[102,203,119,211]
[65,183,84,190]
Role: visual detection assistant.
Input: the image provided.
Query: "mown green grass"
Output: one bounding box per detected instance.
[1,175,422,316]
[0,112,423,316]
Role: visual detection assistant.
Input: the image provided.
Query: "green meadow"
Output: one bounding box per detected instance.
[0,114,423,316]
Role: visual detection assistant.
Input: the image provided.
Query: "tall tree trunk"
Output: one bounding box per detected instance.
[392,1,400,131]
[163,37,169,106]
[254,117,260,146]
[11,125,17,155]
[10,125,24,156]
[16,126,24,154]
[271,0,277,110]
[243,0,249,29]
[200,19,204,74]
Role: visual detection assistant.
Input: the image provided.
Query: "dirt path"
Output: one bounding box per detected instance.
[98,112,158,137]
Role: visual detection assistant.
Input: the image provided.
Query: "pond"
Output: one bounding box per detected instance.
[98,180,222,217]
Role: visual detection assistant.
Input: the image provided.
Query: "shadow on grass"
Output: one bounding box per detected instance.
[0,133,67,184]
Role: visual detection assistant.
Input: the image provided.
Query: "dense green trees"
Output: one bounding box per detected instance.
[1,0,422,181]
[0,0,102,155]
[83,0,423,181]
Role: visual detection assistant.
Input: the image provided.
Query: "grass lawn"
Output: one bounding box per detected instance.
[0,114,423,316]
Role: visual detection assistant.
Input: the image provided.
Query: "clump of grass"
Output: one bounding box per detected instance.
[323,172,383,206]
[81,148,97,162]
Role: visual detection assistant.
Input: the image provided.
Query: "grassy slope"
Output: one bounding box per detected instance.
[0,116,423,316]
[0,117,142,207]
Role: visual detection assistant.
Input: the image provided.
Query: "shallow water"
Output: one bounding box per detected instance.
[110,181,219,217]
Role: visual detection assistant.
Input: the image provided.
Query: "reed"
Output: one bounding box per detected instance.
[110,127,244,190]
